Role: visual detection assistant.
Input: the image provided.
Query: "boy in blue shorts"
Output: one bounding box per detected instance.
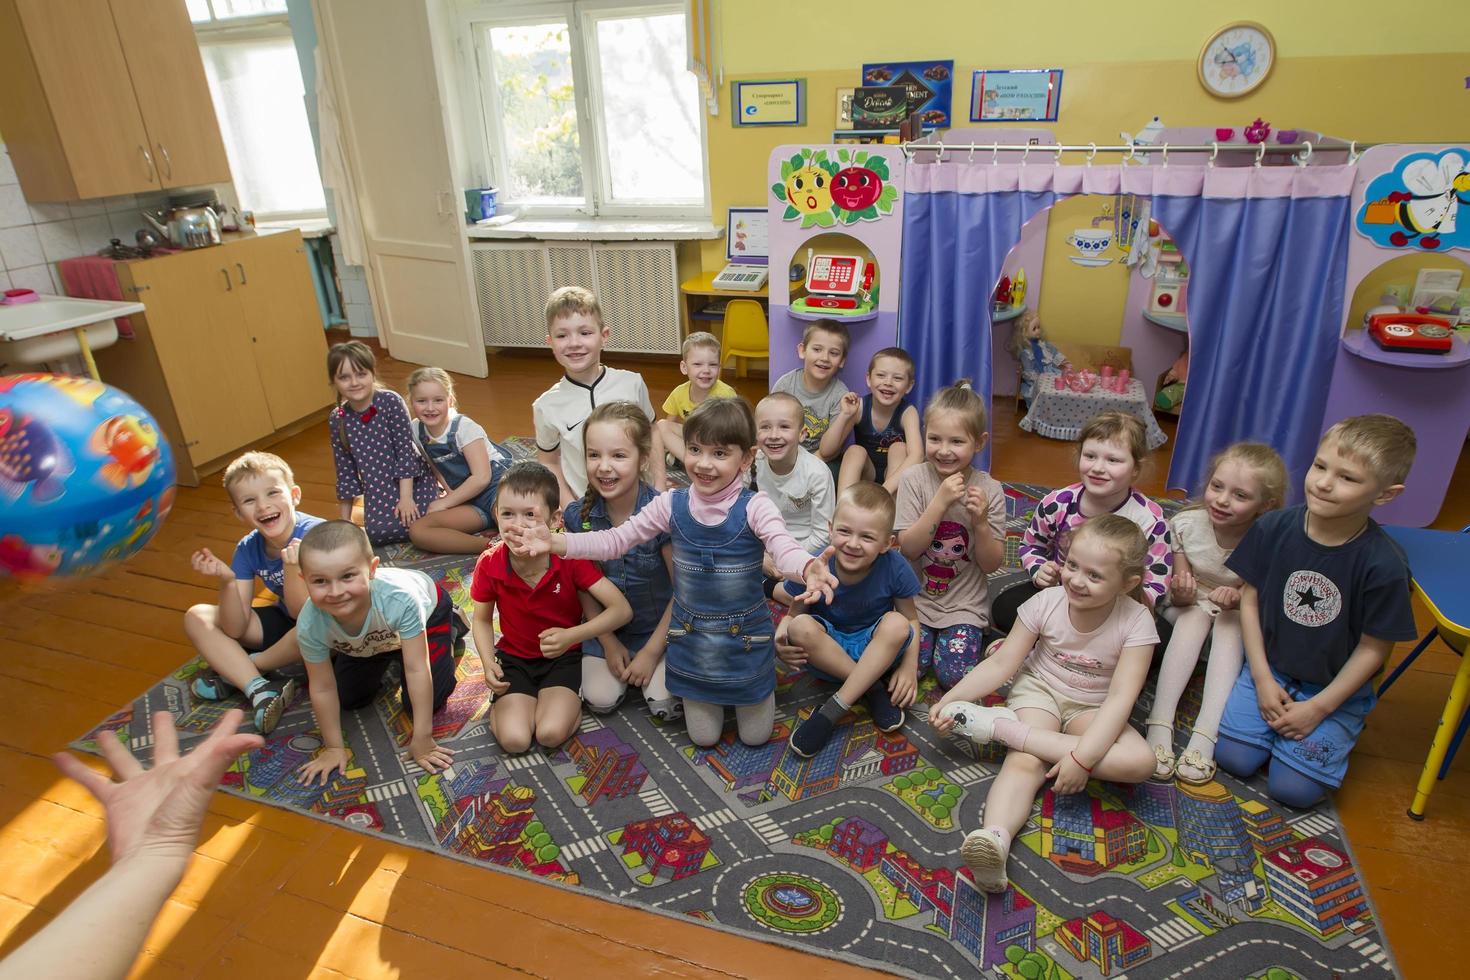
[184,451,324,734]
[775,482,923,756]
[1217,415,1419,807]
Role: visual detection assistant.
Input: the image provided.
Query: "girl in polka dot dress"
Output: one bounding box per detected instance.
[327,342,437,546]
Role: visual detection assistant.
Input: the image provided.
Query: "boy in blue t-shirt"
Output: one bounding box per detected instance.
[776,482,922,756]
[184,452,324,734]
[1217,415,1419,808]
[292,521,464,786]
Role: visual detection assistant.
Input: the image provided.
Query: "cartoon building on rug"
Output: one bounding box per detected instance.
[692,723,790,796]
[1055,910,1151,976]
[949,869,1036,969]
[829,816,887,871]
[766,710,917,802]
[562,729,649,804]
[432,764,536,860]
[1123,779,1176,828]
[620,813,710,881]
[881,851,956,930]
[1262,839,1368,936]
[1240,799,1294,853]
[1174,780,1261,909]
[1040,791,1147,874]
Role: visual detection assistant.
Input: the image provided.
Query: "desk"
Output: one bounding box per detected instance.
[1019,374,1169,450]
[1382,525,1470,819]
[679,272,769,337]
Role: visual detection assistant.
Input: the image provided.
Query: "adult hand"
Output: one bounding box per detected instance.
[53,710,262,868]
[191,548,235,583]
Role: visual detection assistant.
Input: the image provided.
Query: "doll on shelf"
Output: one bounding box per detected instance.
[1011,310,1070,407]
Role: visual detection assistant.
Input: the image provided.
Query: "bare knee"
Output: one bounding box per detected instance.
[492,717,533,754]
[1007,752,1050,778]
[183,603,219,637]
[787,614,824,645]
[875,611,911,646]
[535,718,578,750]
[1119,742,1158,783]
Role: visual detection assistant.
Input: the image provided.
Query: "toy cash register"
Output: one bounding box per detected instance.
[1367,312,1454,354]
[790,250,876,316]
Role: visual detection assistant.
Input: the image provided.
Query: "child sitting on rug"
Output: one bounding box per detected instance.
[184,451,324,735]
[754,392,834,600]
[471,462,633,753]
[1214,415,1418,808]
[825,346,922,494]
[656,331,738,469]
[294,521,466,784]
[932,515,1159,893]
[776,481,923,756]
[503,398,839,748]
[771,318,851,461]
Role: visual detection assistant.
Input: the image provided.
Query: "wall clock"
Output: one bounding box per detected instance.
[1198,22,1275,99]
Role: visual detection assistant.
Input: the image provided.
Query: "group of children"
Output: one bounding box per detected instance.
[182,284,1420,895]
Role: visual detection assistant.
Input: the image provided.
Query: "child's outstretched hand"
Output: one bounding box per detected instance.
[888,662,918,708]
[500,522,551,558]
[1047,753,1091,795]
[191,548,234,583]
[297,746,349,786]
[774,618,806,667]
[1207,585,1240,610]
[485,656,510,696]
[791,547,839,606]
[53,709,262,869]
[1032,561,1060,588]
[837,391,862,420]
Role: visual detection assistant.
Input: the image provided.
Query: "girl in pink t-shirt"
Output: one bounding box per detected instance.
[931,515,1159,894]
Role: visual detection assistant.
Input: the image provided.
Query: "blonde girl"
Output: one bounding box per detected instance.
[405,367,511,554]
[1147,443,1287,783]
[991,411,1173,633]
[327,341,436,546]
[893,379,1006,689]
[563,402,679,719]
[932,515,1159,893]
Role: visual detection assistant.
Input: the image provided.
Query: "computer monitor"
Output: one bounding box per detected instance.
[726,207,769,266]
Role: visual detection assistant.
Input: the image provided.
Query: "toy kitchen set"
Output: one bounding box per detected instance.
[790,249,877,317]
[1148,239,1189,316]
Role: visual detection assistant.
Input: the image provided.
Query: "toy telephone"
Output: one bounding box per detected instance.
[791,251,876,315]
[1367,312,1454,354]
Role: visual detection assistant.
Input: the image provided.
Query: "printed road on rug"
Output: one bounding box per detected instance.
[77,481,1400,979]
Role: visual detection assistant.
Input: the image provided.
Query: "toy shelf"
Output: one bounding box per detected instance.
[991,305,1026,324]
[1340,329,1470,370]
[788,307,879,323]
[1143,310,1189,333]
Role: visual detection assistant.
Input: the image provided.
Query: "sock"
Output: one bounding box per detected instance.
[992,716,1031,752]
[244,676,269,704]
[817,694,850,725]
[1146,722,1173,751]
[1184,730,1217,761]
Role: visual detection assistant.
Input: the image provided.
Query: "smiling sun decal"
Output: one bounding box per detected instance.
[773,148,897,228]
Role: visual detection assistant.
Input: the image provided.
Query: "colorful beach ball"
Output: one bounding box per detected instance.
[0,374,175,579]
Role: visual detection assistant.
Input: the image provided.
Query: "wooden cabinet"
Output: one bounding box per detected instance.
[95,232,334,485]
[0,0,230,202]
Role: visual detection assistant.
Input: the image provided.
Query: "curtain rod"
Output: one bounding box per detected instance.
[901,139,1381,166]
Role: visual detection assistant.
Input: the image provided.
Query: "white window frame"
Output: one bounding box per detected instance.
[461,0,709,219]
[193,10,329,222]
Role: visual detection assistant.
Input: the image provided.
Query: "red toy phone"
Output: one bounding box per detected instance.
[1367,312,1454,354]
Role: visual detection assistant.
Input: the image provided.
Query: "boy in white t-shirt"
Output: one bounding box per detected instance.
[754,392,834,601]
[533,286,662,507]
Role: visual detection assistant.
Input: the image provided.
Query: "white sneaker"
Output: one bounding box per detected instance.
[938,701,1019,745]
[961,828,1011,893]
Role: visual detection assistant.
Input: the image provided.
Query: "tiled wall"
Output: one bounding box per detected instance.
[0,144,175,296]
[330,232,377,337]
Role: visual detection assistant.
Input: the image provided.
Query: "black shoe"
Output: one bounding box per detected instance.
[864,683,905,733]
[789,711,835,758]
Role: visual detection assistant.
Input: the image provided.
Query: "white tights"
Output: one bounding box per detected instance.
[683,694,776,747]
[580,656,674,715]
[1149,606,1243,762]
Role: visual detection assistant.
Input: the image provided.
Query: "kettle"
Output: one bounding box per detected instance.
[140,206,222,249]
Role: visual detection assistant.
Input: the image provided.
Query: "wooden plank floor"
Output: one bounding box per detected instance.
[2,340,1466,978]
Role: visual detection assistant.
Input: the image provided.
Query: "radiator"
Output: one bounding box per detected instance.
[471,242,680,355]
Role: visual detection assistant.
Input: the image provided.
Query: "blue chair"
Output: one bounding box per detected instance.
[1378,523,1470,785]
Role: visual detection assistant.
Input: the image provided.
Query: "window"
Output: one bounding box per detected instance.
[190,0,327,220]
[469,2,707,217]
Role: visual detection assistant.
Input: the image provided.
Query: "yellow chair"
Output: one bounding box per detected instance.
[719,299,769,379]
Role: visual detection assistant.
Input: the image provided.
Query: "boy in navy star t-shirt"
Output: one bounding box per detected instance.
[1216,416,1418,808]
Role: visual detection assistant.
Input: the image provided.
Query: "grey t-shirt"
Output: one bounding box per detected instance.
[772,368,850,454]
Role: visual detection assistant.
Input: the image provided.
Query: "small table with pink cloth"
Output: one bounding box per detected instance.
[1019,372,1169,449]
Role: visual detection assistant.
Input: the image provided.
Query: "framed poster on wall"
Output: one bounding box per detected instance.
[732,79,806,126]
[969,69,1063,122]
[860,60,954,129]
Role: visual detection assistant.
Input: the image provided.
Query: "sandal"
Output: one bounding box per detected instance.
[1150,741,1177,781]
[1175,749,1218,785]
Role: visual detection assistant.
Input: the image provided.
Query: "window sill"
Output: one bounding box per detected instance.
[255,217,335,239]
[465,217,721,242]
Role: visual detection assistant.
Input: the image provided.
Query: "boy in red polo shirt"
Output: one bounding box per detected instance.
[470,462,632,753]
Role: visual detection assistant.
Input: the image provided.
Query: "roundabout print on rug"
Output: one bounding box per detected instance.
[75,482,1400,979]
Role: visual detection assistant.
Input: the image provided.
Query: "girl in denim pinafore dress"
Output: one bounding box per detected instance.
[405,368,510,554]
[517,398,838,748]
[564,403,679,719]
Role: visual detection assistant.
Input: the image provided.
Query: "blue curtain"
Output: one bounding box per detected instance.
[1153,191,1351,498]
[899,186,1054,467]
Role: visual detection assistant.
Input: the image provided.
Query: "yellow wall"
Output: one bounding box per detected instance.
[1033,196,1134,346]
[702,2,1467,273]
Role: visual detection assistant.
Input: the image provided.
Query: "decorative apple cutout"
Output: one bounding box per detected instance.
[830,166,883,212]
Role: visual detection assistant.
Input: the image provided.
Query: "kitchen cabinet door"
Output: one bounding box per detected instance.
[128,250,273,465]
[0,0,162,200]
[109,0,232,189]
[232,232,334,429]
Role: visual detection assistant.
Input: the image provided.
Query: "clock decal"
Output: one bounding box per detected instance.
[1198,22,1275,99]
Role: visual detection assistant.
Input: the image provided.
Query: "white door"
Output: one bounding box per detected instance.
[315,0,487,377]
